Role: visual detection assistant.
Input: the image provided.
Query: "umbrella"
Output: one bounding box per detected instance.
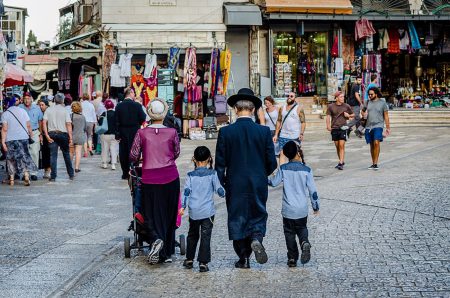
[3,63,34,87]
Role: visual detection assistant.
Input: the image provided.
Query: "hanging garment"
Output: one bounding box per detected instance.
[398,29,410,50]
[144,53,157,79]
[355,18,376,41]
[378,29,390,50]
[118,53,133,77]
[331,36,339,57]
[407,21,421,50]
[183,48,198,103]
[387,29,400,54]
[132,81,145,98]
[220,49,232,95]
[110,64,125,87]
[168,47,181,70]
[132,63,144,76]
[102,44,116,83]
[334,58,344,74]
[209,48,220,98]
[131,73,145,85]
[366,35,374,52]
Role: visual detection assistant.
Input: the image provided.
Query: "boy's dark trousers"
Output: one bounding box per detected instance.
[186,216,214,263]
[283,217,309,261]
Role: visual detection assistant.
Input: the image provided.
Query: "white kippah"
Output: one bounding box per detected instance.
[151,100,165,114]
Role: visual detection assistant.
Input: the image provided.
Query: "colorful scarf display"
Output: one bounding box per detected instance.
[168,47,181,70]
[407,21,421,50]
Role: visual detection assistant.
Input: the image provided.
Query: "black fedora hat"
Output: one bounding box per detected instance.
[227,88,262,110]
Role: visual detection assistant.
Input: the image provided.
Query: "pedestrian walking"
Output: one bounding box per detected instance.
[81,93,97,157]
[268,141,320,267]
[38,98,51,179]
[215,88,277,269]
[129,98,180,264]
[363,87,391,170]
[99,99,119,170]
[1,96,37,186]
[346,77,364,138]
[115,88,146,180]
[364,74,379,104]
[273,92,306,164]
[179,146,225,273]
[42,93,74,182]
[19,92,43,180]
[263,96,279,137]
[71,102,88,173]
[326,91,355,170]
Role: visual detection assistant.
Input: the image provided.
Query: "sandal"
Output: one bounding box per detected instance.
[24,173,30,186]
[2,177,14,186]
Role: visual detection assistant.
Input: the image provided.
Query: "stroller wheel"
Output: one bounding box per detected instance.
[124,237,131,258]
[179,234,186,255]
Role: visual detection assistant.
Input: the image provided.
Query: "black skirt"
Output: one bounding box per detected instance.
[142,178,180,260]
[40,138,51,169]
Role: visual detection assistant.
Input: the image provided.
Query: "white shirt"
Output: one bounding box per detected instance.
[110,64,125,87]
[119,53,133,77]
[1,106,30,142]
[43,104,71,133]
[279,104,302,139]
[81,100,97,123]
[264,108,278,131]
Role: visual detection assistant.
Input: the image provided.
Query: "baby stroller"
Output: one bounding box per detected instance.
[124,164,186,258]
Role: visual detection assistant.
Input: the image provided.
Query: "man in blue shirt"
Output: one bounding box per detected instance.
[364,74,379,104]
[20,92,43,180]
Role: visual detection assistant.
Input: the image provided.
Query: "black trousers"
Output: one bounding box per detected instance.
[118,127,138,177]
[186,216,214,263]
[141,178,180,260]
[232,233,263,260]
[283,217,309,261]
[48,132,74,179]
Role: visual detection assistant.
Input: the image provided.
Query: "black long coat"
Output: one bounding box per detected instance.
[215,117,277,240]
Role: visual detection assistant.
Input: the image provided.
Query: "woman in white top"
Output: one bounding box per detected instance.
[1,97,37,186]
[263,96,279,137]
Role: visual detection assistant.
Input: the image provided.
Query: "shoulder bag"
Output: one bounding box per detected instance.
[6,110,35,144]
[278,103,297,137]
[95,111,109,135]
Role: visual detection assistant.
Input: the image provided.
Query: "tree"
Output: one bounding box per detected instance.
[26,30,38,48]
[57,17,74,43]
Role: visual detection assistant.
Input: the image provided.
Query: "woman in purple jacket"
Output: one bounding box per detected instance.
[129,98,180,264]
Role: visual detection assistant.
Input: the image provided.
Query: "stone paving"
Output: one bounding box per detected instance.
[0,126,449,297]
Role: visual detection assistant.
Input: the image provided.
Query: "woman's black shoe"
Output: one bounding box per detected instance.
[234,258,250,269]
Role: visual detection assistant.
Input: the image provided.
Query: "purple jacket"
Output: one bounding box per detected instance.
[130,125,180,184]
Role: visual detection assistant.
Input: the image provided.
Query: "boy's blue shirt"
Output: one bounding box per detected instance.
[183,167,225,220]
[268,161,319,219]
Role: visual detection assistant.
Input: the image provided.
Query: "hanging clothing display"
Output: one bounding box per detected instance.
[110,64,125,87]
[132,81,145,99]
[355,18,376,41]
[209,48,222,98]
[58,59,71,91]
[102,44,116,83]
[118,53,133,77]
[168,47,181,70]
[366,35,374,52]
[398,29,410,50]
[131,73,145,85]
[78,76,94,97]
[362,54,382,73]
[378,28,390,50]
[132,63,144,76]
[220,49,232,95]
[407,21,421,50]
[144,53,157,79]
[387,29,401,54]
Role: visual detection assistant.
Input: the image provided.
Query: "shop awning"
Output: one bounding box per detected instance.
[3,63,34,87]
[224,4,262,26]
[50,49,102,60]
[52,30,99,50]
[265,0,353,14]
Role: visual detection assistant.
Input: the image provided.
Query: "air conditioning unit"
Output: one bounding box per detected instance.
[79,4,93,24]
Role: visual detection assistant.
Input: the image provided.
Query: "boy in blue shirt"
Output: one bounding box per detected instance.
[269,141,320,267]
[179,146,225,272]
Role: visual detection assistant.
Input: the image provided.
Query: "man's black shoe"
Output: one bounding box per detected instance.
[121,174,129,180]
[31,175,38,181]
[251,240,268,264]
[287,259,297,267]
[234,258,250,269]
[48,178,56,182]
[183,259,193,269]
[199,263,209,272]
[300,242,311,264]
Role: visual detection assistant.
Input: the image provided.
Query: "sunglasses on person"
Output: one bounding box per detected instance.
[368,93,375,97]
[288,95,295,98]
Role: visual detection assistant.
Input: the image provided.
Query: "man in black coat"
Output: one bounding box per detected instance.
[215,88,278,268]
[115,88,146,179]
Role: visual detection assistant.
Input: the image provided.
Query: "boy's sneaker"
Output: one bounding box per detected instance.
[147,239,163,265]
[300,242,311,264]
[251,240,268,264]
[336,163,344,171]
[111,164,116,170]
[287,259,297,267]
[183,259,194,269]
[199,263,209,272]
[368,164,379,170]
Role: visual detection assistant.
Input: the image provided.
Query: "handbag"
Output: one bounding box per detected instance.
[6,110,35,144]
[95,112,109,134]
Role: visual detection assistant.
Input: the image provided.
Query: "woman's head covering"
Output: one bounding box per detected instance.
[147,98,168,121]
[104,99,115,110]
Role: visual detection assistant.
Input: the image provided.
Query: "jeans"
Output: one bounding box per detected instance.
[347,105,361,130]
[283,217,309,261]
[48,132,74,179]
[186,216,214,263]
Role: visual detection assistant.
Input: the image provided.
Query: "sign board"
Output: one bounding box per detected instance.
[157,69,175,112]
[150,0,176,5]
[278,55,289,63]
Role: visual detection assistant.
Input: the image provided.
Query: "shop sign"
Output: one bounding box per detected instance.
[157,69,175,111]
[279,55,289,63]
[149,0,176,5]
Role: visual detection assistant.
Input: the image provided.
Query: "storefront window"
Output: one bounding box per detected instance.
[273,32,328,97]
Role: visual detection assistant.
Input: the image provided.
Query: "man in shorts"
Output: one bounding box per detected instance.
[326,91,354,170]
[363,87,391,170]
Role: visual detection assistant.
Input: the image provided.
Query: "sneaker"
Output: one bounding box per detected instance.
[368,164,379,170]
[147,239,164,265]
[164,258,173,263]
[300,242,311,264]
[69,176,74,181]
[111,164,116,170]
[48,178,56,182]
[102,163,108,169]
[287,259,297,267]
[30,175,38,181]
[199,263,209,272]
[43,172,51,179]
[251,240,268,264]
[335,163,344,170]
[334,162,345,169]
[183,259,194,269]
